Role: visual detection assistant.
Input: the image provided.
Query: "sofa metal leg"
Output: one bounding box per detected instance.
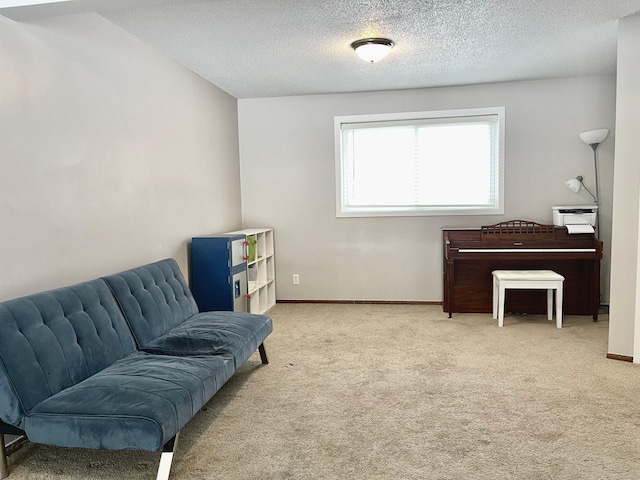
[258,343,269,364]
[0,434,9,480]
[156,434,179,480]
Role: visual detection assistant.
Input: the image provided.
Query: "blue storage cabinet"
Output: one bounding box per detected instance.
[191,234,248,312]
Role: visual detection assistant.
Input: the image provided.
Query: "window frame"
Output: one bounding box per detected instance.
[334,106,506,218]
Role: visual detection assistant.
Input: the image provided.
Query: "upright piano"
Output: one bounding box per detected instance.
[443,220,603,320]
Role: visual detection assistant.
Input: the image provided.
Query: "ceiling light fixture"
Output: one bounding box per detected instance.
[350,37,394,63]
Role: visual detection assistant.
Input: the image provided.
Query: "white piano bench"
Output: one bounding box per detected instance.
[492,270,565,328]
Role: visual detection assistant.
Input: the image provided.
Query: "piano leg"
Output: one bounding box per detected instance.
[448,313,452,318]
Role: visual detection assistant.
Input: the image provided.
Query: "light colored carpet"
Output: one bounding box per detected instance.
[6,304,640,479]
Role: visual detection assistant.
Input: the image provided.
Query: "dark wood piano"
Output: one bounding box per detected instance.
[443,220,603,320]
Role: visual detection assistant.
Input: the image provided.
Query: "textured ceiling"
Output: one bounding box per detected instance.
[4,0,640,98]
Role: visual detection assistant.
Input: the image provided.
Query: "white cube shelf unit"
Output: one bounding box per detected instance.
[226,228,276,314]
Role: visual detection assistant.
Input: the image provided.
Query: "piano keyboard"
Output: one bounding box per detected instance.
[458,248,597,253]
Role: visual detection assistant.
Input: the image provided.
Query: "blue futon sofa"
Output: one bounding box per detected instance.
[0,258,272,479]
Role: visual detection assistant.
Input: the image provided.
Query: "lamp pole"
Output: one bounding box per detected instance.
[579,129,608,238]
[588,142,600,237]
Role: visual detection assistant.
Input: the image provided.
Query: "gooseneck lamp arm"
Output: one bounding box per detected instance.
[574,175,597,203]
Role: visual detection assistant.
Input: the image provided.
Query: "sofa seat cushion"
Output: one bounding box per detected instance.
[24,352,235,452]
[141,311,273,368]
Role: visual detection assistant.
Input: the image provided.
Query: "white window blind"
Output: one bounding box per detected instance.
[335,107,505,217]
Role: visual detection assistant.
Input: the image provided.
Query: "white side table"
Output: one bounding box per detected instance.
[492,270,565,328]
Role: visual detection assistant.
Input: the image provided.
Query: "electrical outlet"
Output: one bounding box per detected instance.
[292,274,300,285]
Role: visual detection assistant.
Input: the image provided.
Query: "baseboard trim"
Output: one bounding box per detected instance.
[606,353,633,363]
[277,300,441,306]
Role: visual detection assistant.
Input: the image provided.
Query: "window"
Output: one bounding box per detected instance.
[334,107,505,217]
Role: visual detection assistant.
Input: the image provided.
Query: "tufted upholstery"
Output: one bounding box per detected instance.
[103,258,199,348]
[0,258,272,457]
[104,259,273,367]
[0,280,137,429]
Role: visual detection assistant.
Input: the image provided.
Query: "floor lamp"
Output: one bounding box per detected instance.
[578,128,608,236]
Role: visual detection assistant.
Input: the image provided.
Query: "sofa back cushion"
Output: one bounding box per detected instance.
[0,279,137,428]
[103,258,199,348]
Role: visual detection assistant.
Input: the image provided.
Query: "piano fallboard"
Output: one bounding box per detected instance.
[443,222,603,320]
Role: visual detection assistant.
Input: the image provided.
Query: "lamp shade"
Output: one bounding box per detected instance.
[565,178,581,193]
[579,129,608,145]
[350,38,394,63]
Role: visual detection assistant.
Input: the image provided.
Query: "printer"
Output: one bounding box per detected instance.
[552,205,597,233]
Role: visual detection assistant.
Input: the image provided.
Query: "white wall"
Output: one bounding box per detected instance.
[0,13,242,301]
[238,76,616,303]
[609,14,640,359]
